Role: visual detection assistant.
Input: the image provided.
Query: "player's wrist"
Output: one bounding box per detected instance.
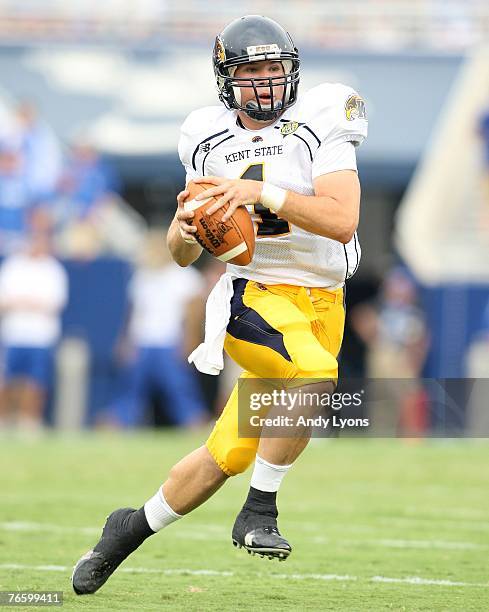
[260,182,287,213]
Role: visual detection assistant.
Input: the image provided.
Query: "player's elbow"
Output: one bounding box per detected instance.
[336,220,357,244]
[173,256,188,267]
[171,249,196,267]
[338,229,355,244]
[174,256,194,267]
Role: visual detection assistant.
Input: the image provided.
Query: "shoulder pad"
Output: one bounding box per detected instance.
[180,106,227,137]
[179,106,230,172]
[300,82,367,145]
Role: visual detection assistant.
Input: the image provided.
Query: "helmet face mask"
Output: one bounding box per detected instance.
[213,16,300,122]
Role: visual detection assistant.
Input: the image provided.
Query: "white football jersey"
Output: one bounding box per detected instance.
[178,83,368,288]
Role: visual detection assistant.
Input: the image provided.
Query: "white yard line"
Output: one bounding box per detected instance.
[0,521,224,536]
[0,563,487,588]
[312,536,488,551]
[269,573,357,582]
[0,564,232,577]
[370,576,487,587]
[0,521,99,535]
[374,538,486,550]
[2,521,486,551]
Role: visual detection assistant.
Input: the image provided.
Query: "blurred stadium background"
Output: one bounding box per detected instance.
[1,2,489,610]
[2,1,489,433]
[1,0,488,434]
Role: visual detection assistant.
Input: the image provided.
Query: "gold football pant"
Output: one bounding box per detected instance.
[205,279,346,476]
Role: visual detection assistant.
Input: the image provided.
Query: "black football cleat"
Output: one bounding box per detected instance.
[72,507,153,595]
[232,509,292,561]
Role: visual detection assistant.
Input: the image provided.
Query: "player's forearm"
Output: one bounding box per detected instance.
[276,191,358,244]
[167,218,203,267]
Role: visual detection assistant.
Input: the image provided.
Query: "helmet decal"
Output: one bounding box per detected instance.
[214,37,226,65]
[246,43,281,59]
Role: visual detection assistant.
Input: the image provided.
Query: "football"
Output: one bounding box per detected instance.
[184,180,255,266]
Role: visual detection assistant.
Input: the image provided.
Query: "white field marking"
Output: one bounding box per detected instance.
[375,539,487,550]
[269,573,357,582]
[1,564,488,588]
[0,564,232,577]
[370,576,489,588]
[0,521,99,535]
[122,568,233,576]
[3,521,486,551]
[312,536,488,551]
[0,521,225,536]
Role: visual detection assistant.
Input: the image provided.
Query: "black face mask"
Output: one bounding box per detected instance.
[244,99,284,122]
[213,16,300,119]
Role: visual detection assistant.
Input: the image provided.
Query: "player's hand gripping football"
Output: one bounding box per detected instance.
[193,176,263,222]
[175,188,198,244]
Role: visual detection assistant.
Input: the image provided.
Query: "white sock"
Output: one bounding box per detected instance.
[144,487,182,533]
[250,455,293,493]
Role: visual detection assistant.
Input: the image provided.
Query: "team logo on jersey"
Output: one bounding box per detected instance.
[280,121,300,136]
[252,135,263,143]
[345,94,366,121]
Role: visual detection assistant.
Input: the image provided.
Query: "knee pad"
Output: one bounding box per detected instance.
[224,445,257,476]
[206,435,258,477]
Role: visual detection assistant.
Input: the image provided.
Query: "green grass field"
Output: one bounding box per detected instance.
[1,432,488,611]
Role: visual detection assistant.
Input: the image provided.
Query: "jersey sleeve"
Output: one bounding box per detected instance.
[309,84,368,180]
[178,122,201,185]
[178,106,224,184]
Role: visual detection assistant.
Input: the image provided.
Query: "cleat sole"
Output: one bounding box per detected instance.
[232,540,291,561]
[243,546,291,560]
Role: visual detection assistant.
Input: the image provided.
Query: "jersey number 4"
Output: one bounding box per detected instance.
[240,164,291,238]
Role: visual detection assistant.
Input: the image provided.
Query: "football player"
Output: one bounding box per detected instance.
[72,14,367,594]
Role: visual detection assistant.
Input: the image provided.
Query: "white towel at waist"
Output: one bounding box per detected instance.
[188,272,239,375]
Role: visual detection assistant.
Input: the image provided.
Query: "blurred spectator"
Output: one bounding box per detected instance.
[56,138,120,221]
[368,268,428,378]
[465,300,489,435]
[13,100,62,200]
[183,257,225,359]
[53,138,144,261]
[0,142,32,254]
[182,256,240,416]
[351,267,429,435]
[0,97,16,146]
[0,101,62,255]
[478,106,489,211]
[111,229,207,427]
[0,228,68,433]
